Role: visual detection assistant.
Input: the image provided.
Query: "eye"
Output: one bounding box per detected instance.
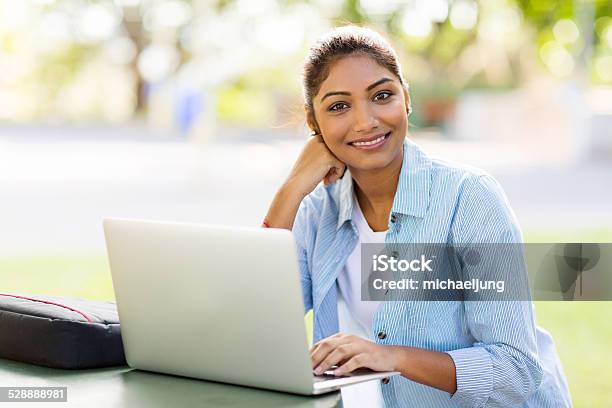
[374,91,393,101]
[328,102,349,112]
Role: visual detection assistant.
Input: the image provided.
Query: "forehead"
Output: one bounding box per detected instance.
[317,54,397,99]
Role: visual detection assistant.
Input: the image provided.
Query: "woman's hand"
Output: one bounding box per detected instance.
[264,135,345,230]
[285,135,346,198]
[311,332,458,394]
[310,332,398,376]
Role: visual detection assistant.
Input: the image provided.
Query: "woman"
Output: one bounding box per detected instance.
[264,26,571,407]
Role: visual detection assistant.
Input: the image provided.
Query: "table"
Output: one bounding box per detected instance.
[0,359,342,407]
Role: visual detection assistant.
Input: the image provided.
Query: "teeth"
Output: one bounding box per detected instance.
[352,134,386,146]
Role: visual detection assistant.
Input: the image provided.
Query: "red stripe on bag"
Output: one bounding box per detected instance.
[0,293,94,323]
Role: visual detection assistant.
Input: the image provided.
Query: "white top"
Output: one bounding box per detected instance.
[337,193,385,339]
[336,193,386,407]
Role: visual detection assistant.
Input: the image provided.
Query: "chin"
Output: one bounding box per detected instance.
[346,156,396,172]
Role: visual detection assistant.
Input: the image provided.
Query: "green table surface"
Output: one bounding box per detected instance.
[0,359,343,408]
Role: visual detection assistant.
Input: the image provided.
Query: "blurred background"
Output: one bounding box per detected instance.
[1,0,611,405]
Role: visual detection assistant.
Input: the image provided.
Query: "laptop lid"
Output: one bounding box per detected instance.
[104,218,315,395]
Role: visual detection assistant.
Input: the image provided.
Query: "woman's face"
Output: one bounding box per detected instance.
[309,54,410,171]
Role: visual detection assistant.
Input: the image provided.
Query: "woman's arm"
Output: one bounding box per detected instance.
[445,175,543,406]
[312,175,543,405]
[310,333,456,393]
[390,345,457,394]
[265,182,307,230]
[264,136,345,230]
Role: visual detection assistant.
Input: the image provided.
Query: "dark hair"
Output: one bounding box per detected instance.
[302,26,408,121]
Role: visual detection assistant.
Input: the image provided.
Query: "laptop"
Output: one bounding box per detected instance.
[103,218,399,395]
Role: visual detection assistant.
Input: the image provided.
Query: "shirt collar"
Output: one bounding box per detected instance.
[335,138,432,230]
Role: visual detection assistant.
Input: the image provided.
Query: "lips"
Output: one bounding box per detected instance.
[349,131,391,147]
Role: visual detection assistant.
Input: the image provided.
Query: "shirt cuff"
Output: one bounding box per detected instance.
[446,346,494,407]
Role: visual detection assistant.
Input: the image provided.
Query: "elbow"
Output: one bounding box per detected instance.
[511,354,544,403]
[489,346,544,405]
[525,356,544,399]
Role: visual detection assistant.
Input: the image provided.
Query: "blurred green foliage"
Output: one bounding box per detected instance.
[4,0,612,125]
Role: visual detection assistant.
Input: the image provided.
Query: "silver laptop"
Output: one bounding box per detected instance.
[103,218,399,395]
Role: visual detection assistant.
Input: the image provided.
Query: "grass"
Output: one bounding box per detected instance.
[1,227,611,406]
[0,253,114,301]
[533,302,612,407]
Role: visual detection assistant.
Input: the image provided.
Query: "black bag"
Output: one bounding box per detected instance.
[0,293,126,369]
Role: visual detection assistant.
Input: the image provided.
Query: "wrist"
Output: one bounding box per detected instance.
[387,345,409,373]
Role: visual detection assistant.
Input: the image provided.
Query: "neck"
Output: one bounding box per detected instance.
[349,145,404,231]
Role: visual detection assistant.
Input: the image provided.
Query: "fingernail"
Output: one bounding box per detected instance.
[314,367,322,375]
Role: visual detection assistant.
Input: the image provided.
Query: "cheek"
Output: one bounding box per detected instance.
[320,118,351,146]
[375,100,407,126]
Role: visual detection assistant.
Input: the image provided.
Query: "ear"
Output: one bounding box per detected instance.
[304,105,320,135]
[403,85,411,114]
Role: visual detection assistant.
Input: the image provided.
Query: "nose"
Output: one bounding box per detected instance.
[352,102,379,133]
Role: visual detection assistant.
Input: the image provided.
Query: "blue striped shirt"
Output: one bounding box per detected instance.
[292,138,571,407]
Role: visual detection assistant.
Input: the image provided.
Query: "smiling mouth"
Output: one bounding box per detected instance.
[349,131,391,147]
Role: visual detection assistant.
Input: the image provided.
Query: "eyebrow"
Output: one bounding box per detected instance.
[320,77,394,102]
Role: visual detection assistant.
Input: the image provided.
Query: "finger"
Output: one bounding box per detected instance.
[310,337,347,369]
[330,161,345,178]
[325,164,345,185]
[326,173,340,186]
[323,168,334,186]
[310,338,342,368]
[313,344,355,375]
[333,353,367,376]
[311,332,344,352]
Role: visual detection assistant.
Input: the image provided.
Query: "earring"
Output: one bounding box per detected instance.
[311,129,320,136]
[407,106,412,116]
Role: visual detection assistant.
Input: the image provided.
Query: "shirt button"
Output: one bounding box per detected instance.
[382,377,390,384]
[390,214,397,223]
[390,251,399,259]
[377,331,387,340]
